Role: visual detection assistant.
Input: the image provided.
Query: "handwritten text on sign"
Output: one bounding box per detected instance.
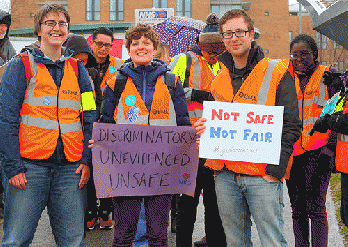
[92,123,199,198]
[199,102,284,165]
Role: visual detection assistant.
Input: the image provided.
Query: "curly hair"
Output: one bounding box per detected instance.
[219,9,254,34]
[290,34,319,61]
[124,23,160,51]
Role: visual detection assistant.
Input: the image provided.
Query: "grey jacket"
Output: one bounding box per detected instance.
[0,10,16,66]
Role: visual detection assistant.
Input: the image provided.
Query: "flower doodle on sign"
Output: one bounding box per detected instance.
[179,173,191,186]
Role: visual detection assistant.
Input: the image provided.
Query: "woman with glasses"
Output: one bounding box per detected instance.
[286,34,338,247]
[0,4,97,246]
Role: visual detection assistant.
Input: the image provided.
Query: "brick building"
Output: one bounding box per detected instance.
[9,0,347,71]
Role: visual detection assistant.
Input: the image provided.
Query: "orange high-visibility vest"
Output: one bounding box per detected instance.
[185,51,224,124]
[100,56,123,93]
[19,53,84,162]
[205,58,290,175]
[108,75,177,126]
[292,64,330,156]
[335,105,348,172]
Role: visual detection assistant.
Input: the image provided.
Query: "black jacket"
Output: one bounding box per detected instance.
[217,42,301,179]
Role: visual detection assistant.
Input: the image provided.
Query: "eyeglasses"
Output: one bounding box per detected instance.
[221,30,250,39]
[93,41,113,49]
[290,52,312,59]
[41,20,69,28]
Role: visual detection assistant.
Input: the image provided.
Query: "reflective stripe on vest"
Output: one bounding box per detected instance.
[186,51,222,124]
[115,76,177,126]
[206,58,290,175]
[19,53,84,161]
[187,51,201,90]
[292,65,329,156]
[257,59,281,105]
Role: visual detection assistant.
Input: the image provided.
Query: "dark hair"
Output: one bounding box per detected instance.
[34,4,70,39]
[219,9,254,34]
[290,34,318,61]
[92,27,114,42]
[125,23,160,51]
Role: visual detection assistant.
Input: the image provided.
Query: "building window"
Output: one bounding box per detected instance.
[153,0,167,8]
[265,11,269,16]
[265,49,269,54]
[321,61,327,66]
[177,0,191,17]
[334,42,343,49]
[210,4,241,18]
[335,61,345,72]
[110,0,124,21]
[86,0,100,21]
[316,32,327,50]
[289,31,292,43]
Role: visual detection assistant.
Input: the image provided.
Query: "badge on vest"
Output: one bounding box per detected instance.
[43,96,51,106]
[109,66,116,74]
[127,106,141,123]
[125,95,136,106]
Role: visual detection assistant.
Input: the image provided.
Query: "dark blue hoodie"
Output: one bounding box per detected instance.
[100,58,191,127]
[0,48,98,179]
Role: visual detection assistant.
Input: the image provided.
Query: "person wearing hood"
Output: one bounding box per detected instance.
[65,34,117,232]
[0,4,97,246]
[168,13,227,247]
[194,9,301,246]
[0,9,16,66]
[90,23,190,247]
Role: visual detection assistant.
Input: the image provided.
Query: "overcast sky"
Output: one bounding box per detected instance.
[0,0,299,13]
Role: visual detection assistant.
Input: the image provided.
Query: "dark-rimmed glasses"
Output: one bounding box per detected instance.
[221,30,250,39]
[93,41,113,49]
[41,20,69,28]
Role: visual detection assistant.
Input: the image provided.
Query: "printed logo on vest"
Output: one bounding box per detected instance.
[125,95,136,106]
[238,92,257,102]
[109,66,116,74]
[43,96,51,106]
[127,106,141,123]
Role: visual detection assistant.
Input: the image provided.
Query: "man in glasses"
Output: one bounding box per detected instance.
[169,13,227,247]
[86,27,122,231]
[194,9,301,246]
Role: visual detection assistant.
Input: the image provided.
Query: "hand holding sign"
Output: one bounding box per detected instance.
[92,123,199,198]
[199,102,284,165]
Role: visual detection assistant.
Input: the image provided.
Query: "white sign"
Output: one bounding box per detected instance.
[135,8,174,25]
[199,102,284,165]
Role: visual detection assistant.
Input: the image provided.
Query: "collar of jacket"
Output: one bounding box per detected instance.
[27,47,74,65]
[217,41,265,78]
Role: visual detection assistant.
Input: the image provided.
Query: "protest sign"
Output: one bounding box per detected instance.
[92,123,199,198]
[199,101,284,165]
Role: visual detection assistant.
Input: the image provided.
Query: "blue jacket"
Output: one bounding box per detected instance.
[100,59,191,127]
[0,48,98,179]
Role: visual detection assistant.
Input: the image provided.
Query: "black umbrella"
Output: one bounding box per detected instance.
[298,0,348,49]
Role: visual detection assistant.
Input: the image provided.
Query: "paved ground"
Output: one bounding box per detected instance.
[0,182,344,246]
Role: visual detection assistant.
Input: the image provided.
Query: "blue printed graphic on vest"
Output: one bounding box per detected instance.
[125,95,136,106]
[127,106,141,123]
[43,97,51,106]
[109,66,116,74]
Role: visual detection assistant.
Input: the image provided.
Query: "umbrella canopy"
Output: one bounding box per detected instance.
[153,16,205,57]
[298,0,348,49]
